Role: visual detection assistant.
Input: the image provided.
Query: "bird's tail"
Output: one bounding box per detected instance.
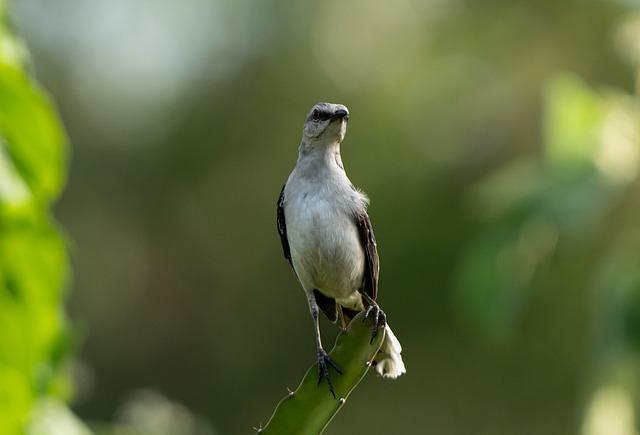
[374,324,406,379]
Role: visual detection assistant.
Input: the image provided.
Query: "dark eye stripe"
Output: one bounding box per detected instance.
[308,109,333,122]
[310,110,330,121]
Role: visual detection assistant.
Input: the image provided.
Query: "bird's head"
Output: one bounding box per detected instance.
[302,102,349,144]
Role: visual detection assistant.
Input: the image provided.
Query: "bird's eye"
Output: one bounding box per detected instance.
[312,109,320,120]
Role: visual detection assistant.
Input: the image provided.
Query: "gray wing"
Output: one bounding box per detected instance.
[355,211,380,302]
[276,184,292,267]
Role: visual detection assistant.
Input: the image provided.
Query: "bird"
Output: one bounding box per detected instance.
[276,102,406,396]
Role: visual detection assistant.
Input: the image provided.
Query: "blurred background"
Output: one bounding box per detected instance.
[4,0,640,433]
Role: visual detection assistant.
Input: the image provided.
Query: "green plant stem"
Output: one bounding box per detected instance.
[258,312,385,435]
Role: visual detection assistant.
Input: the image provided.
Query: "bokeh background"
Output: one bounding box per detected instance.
[5,0,640,433]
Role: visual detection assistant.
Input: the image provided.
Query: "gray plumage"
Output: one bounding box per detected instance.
[277,102,405,382]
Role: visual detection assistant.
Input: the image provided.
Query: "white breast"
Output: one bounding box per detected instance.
[284,182,365,303]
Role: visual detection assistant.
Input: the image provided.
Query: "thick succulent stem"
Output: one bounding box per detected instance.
[257,312,385,435]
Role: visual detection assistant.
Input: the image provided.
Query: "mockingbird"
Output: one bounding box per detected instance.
[276,102,406,396]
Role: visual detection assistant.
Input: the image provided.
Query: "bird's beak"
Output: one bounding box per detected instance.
[331,109,349,121]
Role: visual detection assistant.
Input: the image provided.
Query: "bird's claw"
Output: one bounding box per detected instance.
[317,348,342,398]
[363,304,386,344]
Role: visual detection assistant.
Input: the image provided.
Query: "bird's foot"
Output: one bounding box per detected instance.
[363,303,386,344]
[317,348,342,398]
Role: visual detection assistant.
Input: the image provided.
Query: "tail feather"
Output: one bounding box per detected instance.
[374,325,406,379]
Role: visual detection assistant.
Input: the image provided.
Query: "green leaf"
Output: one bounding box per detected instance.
[543,74,604,172]
[0,62,68,204]
[0,10,74,435]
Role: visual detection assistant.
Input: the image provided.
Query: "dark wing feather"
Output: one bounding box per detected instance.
[355,211,380,301]
[313,289,337,323]
[276,184,292,267]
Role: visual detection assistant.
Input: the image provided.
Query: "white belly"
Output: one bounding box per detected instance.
[285,195,365,304]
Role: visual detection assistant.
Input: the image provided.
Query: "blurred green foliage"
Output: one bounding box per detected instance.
[454,73,631,340]
[0,3,77,434]
[457,69,640,433]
